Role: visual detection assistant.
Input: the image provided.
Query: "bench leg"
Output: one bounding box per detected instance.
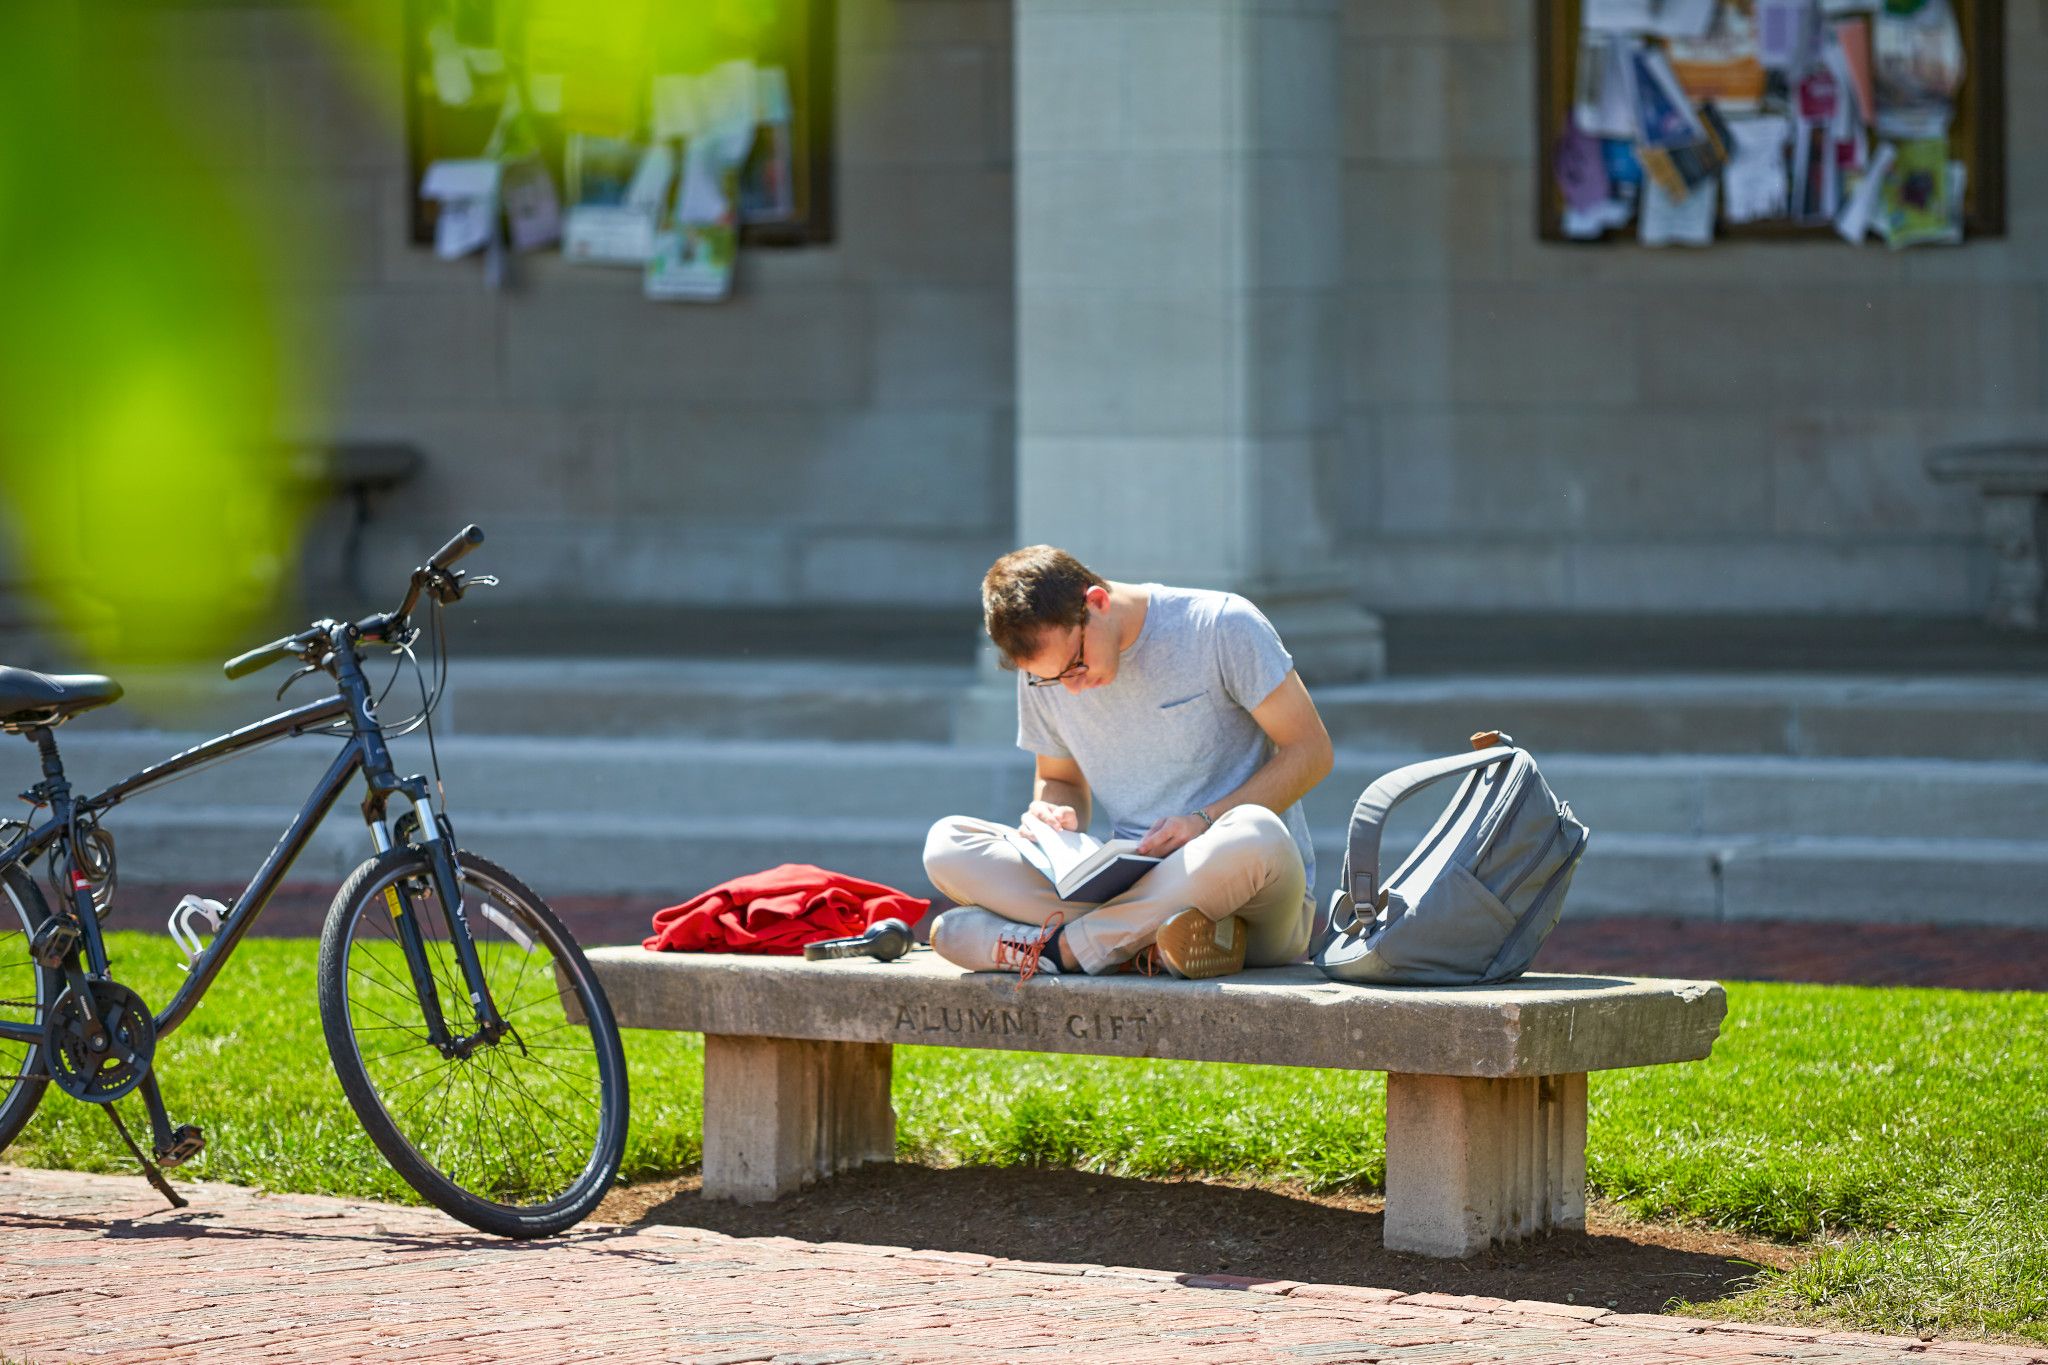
[700,1035,896,1202]
[1382,1072,1586,1257]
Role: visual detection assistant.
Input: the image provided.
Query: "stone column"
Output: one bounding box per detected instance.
[1009,0,1382,683]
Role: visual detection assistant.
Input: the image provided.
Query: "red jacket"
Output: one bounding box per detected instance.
[644,864,930,955]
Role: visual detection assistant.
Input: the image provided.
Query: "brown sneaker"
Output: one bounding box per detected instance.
[1153,908,1248,980]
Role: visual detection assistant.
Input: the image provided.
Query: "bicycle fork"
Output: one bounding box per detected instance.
[365,793,506,1057]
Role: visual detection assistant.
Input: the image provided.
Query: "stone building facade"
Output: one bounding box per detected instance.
[41,1,2048,633]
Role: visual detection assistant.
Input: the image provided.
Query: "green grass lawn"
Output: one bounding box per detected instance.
[5,932,2043,1344]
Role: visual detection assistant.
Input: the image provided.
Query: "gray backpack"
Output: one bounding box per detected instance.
[1315,734,1589,986]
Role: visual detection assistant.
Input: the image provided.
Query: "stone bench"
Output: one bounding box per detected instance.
[583,948,1725,1258]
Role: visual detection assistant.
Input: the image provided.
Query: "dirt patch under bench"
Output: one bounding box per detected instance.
[598,1163,1802,1316]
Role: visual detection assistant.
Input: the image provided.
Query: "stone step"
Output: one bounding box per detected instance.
[73,663,2048,760]
[36,734,2048,846]
[91,806,2048,931]
[1307,676,2048,763]
[89,659,976,745]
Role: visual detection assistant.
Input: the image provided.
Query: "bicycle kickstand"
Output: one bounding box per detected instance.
[104,1073,205,1210]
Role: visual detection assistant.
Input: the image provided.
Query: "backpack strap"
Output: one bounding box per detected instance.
[1338,744,1522,920]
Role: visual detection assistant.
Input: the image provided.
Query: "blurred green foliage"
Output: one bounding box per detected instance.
[0,2,323,669]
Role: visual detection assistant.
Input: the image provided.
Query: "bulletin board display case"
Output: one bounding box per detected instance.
[402,0,836,250]
[1534,0,2004,244]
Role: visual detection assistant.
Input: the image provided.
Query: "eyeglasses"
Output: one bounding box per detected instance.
[1024,624,1088,687]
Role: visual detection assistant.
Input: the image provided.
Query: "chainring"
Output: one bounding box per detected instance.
[43,980,155,1102]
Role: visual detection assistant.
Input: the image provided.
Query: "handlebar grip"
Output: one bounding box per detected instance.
[428,524,484,572]
[223,639,292,680]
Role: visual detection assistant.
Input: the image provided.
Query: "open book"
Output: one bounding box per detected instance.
[1004,818,1161,904]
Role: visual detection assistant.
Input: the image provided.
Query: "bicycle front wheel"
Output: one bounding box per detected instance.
[317,848,628,1237]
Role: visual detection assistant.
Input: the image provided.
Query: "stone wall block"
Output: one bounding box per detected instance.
[1122,9,1235,153]
[1321,414,1384,538]
[1019,293,1235,436]
[1250,293,1343,434]
[1563,540,1980,612]
[873,288,1014,410]
[1345,290,1640,407]
[1017,437,1248,583]
[842,0,1009,51]
[322,410,624,521]
[1639,287,2044,412]
[1343,42,1527,164]
[1252,13,1340,155]
[619,409,1005,529]
[1344,166,1512,285]
[1342,3,1524,43]
[1247,435,1340,580]
[841,47,1000,167]
[1018,157,1232,290]
[332,291,502,411]
[839,168,1014,286]
[1366,411,1774,536]
[1254,156,1345,290]
[501,288,874,409]
[1339,540,1572,610]
[1015,11,1126,156]
[1770,413,2034,536]
[795,531,1015,603]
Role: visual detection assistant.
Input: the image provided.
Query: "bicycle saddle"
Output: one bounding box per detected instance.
[0,666,123,724]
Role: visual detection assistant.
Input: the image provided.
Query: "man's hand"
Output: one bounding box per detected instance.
[1136,813,1209,858]
[1017,801,1080,840]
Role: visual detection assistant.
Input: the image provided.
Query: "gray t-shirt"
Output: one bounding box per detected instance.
[1016,585,1315,896]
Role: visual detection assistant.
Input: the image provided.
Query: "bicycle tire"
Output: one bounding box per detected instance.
[0,864,54,1153]
[317,848,628,1238]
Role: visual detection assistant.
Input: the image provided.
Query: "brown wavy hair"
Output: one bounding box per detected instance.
[981,545,1107,669]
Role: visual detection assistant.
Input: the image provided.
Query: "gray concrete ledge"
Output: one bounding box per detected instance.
[587,948,1725,1079]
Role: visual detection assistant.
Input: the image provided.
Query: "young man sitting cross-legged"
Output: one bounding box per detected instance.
[923,546,1334,980]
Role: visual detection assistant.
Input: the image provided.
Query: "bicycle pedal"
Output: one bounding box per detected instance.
[153,1124,205,1169]
[29,916,81,970]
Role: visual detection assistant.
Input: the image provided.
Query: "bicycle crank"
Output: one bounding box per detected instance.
[43,980,155,1102]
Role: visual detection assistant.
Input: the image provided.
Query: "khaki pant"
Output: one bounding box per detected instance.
[921,805,1311,975]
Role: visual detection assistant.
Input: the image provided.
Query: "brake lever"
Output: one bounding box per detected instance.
[428,570,497,606]
[275,663,321,703]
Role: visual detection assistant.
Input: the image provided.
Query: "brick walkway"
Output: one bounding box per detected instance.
[2,1168,2041,1365]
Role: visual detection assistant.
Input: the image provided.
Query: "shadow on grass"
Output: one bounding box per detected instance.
[608,1163,1794,1315]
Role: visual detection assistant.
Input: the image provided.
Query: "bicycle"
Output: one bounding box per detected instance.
[0,526,628,1237]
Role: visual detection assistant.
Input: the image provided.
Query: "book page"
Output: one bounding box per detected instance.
[1001,816,1102,884]
[1028,820,1103,883]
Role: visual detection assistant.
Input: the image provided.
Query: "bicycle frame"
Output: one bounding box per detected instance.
[0,635,502,1053]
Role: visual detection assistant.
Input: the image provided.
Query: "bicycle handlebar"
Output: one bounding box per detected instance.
[223,637,301,680]
[429,524,485,573]
[222,525,487,679]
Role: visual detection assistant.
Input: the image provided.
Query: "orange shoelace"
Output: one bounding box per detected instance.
[1122,945,1162,976]
[997,910,1064,985]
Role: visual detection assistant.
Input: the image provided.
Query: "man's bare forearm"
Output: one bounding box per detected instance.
[1199,741,1332,824]
[1034,776,1091,829]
